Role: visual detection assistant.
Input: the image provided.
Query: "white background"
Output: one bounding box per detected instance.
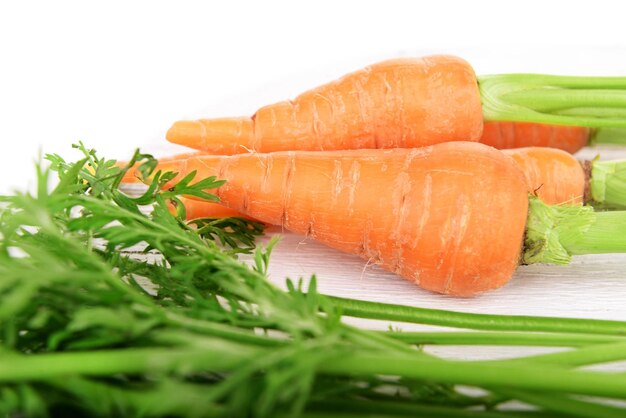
[3,0,626,338]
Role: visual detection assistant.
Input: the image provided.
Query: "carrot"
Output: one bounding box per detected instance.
[168,56,483,154]
[481,123,626,153]
[481,122,590,154]
[162,120,622,159]
[172,197,256,221]
[124,143,626,224]
[151,147,585,219]
[501,147,585,205]
[166,55,626,154]
[141,142,626,296]
[500,147,626,209]
[119,146,587,219]
[151,142,528,295]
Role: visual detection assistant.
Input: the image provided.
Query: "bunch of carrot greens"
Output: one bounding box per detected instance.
[3,144,626,417]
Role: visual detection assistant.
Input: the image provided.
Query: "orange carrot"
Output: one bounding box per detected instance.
[501,147,585,205]
[165,121,592,158]
[173,197,256,221]
[118,153,255,221]
[481,122,590,154]
[166,55,626,154]
[167,56,484,154]
[122,146,586,220]
[149,142,529,296]
[481,124,626,153]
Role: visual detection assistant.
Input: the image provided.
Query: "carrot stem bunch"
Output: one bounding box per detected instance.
[479,73,626,128]
[523,197,603,264]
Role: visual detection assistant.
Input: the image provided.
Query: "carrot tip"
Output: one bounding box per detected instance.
[166,117,254,154]
[166,120,204,148]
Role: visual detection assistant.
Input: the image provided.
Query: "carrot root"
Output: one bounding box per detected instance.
[481,122,590,154]
[167,56,483,154]
[152,143,529,296]
[502,147,585,206]
[167,118,254,155]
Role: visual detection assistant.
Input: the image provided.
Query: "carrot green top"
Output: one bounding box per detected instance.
[479,74,626,128]
[524,196,626,265]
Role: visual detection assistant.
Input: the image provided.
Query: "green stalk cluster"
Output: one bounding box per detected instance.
[479,73,626,128]
[3,144,626,417]
[523,196,626,264]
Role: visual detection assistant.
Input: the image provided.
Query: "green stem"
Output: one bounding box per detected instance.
[479,74,626,128]
[325,295,626,335]
[523,197,626,264]
[383,331,625,347]
[305,399,537,418]
[0,345,256,381]
[557,109,626,119]
[7,340,626,400]
[343,325,425,355]
[291,412,539,418]
[161,310,286,347]
[566,210,626,254]
[501,89,626,112]
[590,127,626,144]
[45,376,225,418]
[590,159,626,209]
[501,390,626,418]
[501,341,626,367]
[320,353,626,399]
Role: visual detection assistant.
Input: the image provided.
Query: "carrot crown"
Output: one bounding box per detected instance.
[523,197,594,265]
[479,74,626,128]
[524,196,626,265]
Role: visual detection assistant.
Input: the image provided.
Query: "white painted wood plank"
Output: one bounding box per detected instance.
[254,228,626,322]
